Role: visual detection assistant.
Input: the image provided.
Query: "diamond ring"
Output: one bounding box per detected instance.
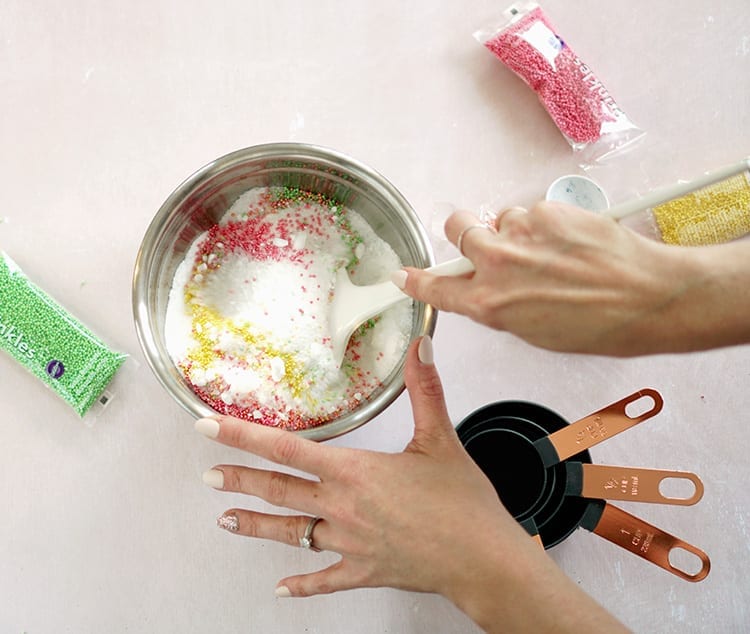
[299,516,322,552]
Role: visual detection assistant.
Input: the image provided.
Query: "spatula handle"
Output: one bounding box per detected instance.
[603,157,750,220]
[424,256,475,277]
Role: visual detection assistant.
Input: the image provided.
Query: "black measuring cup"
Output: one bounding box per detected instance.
[457,388,711,581]
[456,389,663,543]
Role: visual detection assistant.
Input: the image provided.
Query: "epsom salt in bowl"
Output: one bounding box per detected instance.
[132,143,436,440]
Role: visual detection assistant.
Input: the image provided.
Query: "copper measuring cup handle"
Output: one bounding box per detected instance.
[565,463,704,506]
[534,388,664,468]
[519,517,544,548]
[580,501,711,582]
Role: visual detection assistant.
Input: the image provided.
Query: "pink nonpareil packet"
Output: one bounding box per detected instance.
[474,2,645,164]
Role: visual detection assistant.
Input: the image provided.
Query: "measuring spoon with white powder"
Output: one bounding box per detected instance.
[330,256,474,366]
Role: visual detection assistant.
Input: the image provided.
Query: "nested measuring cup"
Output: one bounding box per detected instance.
[456,388,710,582]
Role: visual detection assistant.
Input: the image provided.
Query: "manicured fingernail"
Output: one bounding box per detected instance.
[195,417,220,439]
[275,585,292,598]
[202,468,224,489]
[217,513,239,532]
[418,335,434,365]
[390,269,407,290]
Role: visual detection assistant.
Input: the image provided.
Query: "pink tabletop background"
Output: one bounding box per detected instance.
[1,1,748,632]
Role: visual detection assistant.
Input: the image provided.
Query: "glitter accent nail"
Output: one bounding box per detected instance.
[217,513,239,533]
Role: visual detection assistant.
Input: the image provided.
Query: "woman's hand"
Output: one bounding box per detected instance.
[194,337,628,633]
[397,202,749,356]
[195,337,520,600]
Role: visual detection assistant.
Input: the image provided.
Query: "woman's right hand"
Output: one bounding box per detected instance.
[397,201,750,356]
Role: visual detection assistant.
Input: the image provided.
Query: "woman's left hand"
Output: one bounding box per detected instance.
[194,336,630,634]
[194,336,523,600]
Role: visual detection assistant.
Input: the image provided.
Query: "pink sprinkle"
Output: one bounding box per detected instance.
[483,6,616,144]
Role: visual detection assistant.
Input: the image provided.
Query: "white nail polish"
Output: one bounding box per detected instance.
[202,469,224,489]
[195,417,220,439]
[390,269,407,290]
[418,335,434,365]
[275,585,292,598]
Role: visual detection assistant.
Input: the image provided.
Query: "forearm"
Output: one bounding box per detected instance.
[644,240,750,354]
[442,526,629,633]
[687,240,750,349]
[402,205,750,358]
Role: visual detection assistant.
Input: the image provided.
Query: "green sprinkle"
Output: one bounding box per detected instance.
[356,317,379,336]
[0,252,126,417]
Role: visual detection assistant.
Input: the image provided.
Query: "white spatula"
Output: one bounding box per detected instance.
[329,256,475,367]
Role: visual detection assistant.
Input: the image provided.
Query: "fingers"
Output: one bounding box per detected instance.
[445,206,530,244]
[492,206,529,234]
[445,210,496,259]
[203,465,321,515]
[401,268,473,314]
[276,560,369,597]
[194,415,334,477]
[403,337,455,451]
[215,509,336,552]
[444,206,531,251]
[213,510,371,599]
[396,206,531,311]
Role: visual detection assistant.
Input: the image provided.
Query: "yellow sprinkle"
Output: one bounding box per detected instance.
[653,173,750,246]
[184,298,306,398]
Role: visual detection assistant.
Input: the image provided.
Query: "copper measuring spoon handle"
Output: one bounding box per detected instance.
[580,501,711,582]
[565,463,704,506]
[534,388,664,468]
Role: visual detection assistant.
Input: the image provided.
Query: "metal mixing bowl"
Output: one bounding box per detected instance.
[132,143,436,440]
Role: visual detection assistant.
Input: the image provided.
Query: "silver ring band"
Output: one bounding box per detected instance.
[456,223,491,256]
[299,516,322,552]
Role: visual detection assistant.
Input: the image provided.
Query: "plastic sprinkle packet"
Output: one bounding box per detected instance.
[474,2,645,164]
[0,251,127,420]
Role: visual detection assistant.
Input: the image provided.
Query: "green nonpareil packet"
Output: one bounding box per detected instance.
[0,251,126,417]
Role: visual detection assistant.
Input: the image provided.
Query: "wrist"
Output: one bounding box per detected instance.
[439,523,628,633]
[653,241,750,352]
[600,237,750,356]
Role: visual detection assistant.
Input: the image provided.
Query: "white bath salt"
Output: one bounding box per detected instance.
[270,357,286,382]
[164,186,413,430]
[292,233,307,250]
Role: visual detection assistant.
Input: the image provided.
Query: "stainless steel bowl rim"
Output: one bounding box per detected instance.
[132,142,437,440]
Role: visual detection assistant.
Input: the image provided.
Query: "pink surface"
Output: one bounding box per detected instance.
[1,1,748,632]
